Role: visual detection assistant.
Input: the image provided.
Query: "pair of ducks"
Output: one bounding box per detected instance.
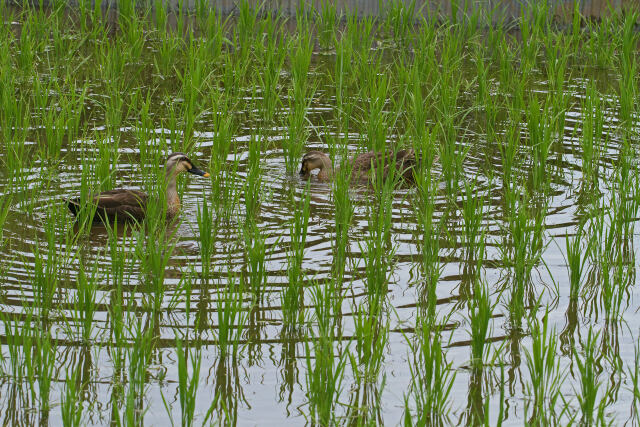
[66,149,417,223]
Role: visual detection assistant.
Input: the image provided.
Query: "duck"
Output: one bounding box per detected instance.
[298,148,417,184]
[65,152,210,223]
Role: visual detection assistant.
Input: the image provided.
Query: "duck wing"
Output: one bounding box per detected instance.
[93,189,148,222]
[66,189,148,222]
[351,149,416,183]
[351,151,386,181]
[390,149,417,184]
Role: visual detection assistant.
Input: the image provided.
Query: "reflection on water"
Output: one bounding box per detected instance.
[0,132,607,425]
[1,6,640,426]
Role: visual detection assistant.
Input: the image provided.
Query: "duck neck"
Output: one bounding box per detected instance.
[318,155,334,181]
[165,170,180,216]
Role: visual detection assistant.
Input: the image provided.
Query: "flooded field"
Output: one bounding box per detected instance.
[1,1,640,425]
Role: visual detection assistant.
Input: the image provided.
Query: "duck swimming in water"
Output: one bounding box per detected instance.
[299,149,417,184]
[65,152,210,223]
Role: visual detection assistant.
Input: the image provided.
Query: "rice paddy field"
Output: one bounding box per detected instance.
[2,0,640,424]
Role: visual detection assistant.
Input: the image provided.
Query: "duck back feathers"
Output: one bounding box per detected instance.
[350,148,416,184]
[65,189,148,223]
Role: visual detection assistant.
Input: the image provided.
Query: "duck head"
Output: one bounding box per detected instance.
[165,152,210,178]
[299,151,333,181]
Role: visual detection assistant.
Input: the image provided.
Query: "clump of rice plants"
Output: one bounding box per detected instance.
[0,1,639,425]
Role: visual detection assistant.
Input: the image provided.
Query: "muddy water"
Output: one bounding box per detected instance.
[1,18,639,427]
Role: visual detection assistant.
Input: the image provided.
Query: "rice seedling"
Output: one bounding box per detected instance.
[501,191,546,327]
[214,155,242,224]
[0,194,12,246]
[202,350,247,425]
[177,44,210,150]
[174,337,202,427]
[234,0,261,60]
[331,156,354,288]
[435,30,467,196]
[611,141,639,245]
[342,160,399,424]
[461,179,485,284]
[383,0,417,42]
[119,0,149,58]
[282,184,310,328]
[215,274,248,359]
[283,32,315,174]
[468,278,493,368]
[580,82,605,190]
[526,95,554,192]
[304,280,347,425]
[154,23,182,77]
[31,211,66,326]
[124,319,154,426]
[361,62,391,153]
[106,223,132,348]
[0,309,33,385]
[16,15,39,72]
[413,187,441,320]
[564,224,590,301]
[472,41,498,129]
[243,133,263,221]
[74,256,100,343]
[519,1,549,75]
[331,31,355,135]
[241,219,268,302]
[523,311,565,425]
[196,197,215,284]
[544,32,570,133]
[465,364,487,425]
[359,151,399,307]
[255,12,286,123]
[34,330,55,424]
[207,105,240,221]
[316,0,338,49]
[403,317,455,425]
[617,11,638,131]
[61,365,84,426]
[135,221,177,313]
[573,327,604,425]
[347,296,389,425]
[587,197,634,322]
[343,11,376,55]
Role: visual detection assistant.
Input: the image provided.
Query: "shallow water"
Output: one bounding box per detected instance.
[1,6,640,426]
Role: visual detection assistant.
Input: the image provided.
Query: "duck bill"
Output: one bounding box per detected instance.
[188,167,210,178]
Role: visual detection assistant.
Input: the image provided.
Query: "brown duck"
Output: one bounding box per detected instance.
[65,152,210,223]
[299,149,417,184]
